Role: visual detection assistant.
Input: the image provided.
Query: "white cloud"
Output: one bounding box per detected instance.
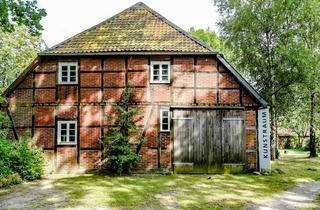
[37,0,219,47]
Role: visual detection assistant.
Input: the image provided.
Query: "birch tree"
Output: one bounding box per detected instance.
[214,0,308,159]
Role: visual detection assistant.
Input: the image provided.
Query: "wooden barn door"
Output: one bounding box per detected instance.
[173,118,193,163]
[173,109,245,173]
[222,118,245,164]
[206,110,223,173]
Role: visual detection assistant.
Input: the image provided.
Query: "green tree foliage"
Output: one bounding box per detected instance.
[298,0,320,157]
[0,137,45,187]
[189,27,233,59]
[101,88,145,175]
[0,96,44,187]
[0,0,46,35]
[0,26,44,92]
[214,0,311,159]
[0,97,10,139]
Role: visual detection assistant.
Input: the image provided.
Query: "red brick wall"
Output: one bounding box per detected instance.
[56,147,77,171]
[6,55,259,172]
[245,110,257,170]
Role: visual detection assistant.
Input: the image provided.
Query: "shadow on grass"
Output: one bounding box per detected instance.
[45,152,320,209]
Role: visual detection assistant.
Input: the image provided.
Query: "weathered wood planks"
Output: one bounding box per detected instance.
[173,109,245,173]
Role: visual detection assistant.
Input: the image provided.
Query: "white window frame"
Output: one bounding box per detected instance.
[150,61,171,83]
[160,109,170,132]
[58,62,78,84]
[57,121,77,145]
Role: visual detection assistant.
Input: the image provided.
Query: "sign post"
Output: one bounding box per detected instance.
[258,108,271,173]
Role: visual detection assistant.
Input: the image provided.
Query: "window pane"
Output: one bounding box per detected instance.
[69,123,75,129]
[70,76,76,82]
[162,69,168,75]
[61,124,67,129]
[153,75,159,81]
[69,130,75,136]
[62,76,68,82]
[62,66,68,71]
[70,71,76,76]
[61,135,67,142]
[153,64,159,69]
[70,66,76,71]
[69,136,75,142]
[162,76,168,81]
[162,111,168,117]
[153,69,159,75]
[62,71,68,76]
[162,64,168,69]
[163,118,168,124]
[61,130,67,135]
[162,124,169,130]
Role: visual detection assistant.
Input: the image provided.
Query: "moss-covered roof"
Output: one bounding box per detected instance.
[41,2,214,55]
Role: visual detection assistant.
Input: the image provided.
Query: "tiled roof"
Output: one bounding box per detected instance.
[41,2,214,55]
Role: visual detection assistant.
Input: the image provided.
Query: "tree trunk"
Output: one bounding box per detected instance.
[275,111,280,159]
[270,70,276,160]
[309,90,318,157]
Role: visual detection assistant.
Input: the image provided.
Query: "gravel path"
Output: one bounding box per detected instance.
[0,176,69,209]
[248,181,320,210]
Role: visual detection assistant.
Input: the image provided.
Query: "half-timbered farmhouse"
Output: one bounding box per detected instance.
[3,2,267,173]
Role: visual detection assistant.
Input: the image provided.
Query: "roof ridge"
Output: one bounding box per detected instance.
[41,1,215,54]
[139,2,215,52]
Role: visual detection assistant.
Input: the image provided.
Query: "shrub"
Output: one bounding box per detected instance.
[101,88,145,175]
[0,173,22,188]
[10,138,45,180]
[0,137,45,188]
[0,137,14,177]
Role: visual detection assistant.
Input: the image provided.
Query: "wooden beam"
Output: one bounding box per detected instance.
[5,107,18,140]
[77,58,81,165]
[3,57,41,97]
[170,105,245,110]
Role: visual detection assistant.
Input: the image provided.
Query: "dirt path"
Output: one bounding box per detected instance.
[248,181,320,210]
[0,176,69,209]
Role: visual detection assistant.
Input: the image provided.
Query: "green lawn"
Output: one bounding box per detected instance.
[1,150,320,209]
[315,194,320,206]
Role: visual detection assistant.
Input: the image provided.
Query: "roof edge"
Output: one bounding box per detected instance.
[139,2,215,52]
[2,57,41,97]
[38,51,218,56]
[216,54,268,107]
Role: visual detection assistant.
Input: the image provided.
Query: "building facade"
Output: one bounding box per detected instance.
[3,2,267,173]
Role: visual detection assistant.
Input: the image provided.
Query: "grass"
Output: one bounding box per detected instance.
[1,150,320,209]
[315,194,320,206]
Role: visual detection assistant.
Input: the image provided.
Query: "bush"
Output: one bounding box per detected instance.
[11,138,45,180]
[0,137,45,188]
[0,137,14,177]
[101,88,145,175]
[0,173,22,188]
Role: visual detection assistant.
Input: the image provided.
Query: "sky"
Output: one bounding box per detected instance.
[37,0,220,47]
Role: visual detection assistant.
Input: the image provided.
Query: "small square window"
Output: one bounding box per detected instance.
[58,62,78,84]
[58,121,77,145]
[151,61,170,83]
[160,109,170,132]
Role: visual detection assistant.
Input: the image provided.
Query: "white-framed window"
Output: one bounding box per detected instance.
[58,62,78,84]
[57,121,77,145]
[160,109,170,132]
[150,61,170,83]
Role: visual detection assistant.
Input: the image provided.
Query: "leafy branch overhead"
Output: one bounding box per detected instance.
[0,0,46,35]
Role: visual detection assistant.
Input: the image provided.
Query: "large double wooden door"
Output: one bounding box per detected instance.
[173,109,245,173]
